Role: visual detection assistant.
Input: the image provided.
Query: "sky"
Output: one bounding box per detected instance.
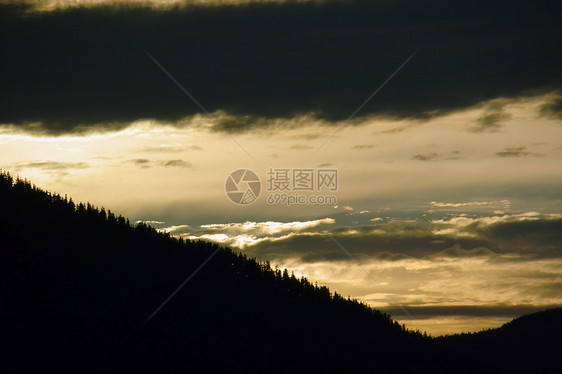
[1,0,561,336]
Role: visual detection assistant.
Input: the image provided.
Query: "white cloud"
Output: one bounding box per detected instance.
[200,218,335,236]
[136,220,165,225]
[176,218,335,249]
[429,201,489,208]
[159,224,191,234]
[430,212,562,238]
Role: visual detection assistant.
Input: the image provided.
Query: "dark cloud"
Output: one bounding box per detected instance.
[412,153,440,161]
[238,221,497,263]
[520,281,562,299]
[288,133,323,140]
[209,113,266,133]
[199,213,562,263]
[470,112,511,132]
[351,144,375,150]
[4,160,90,178]
[162,159,192,168]
[495,147,531,157]
[125,158,191,168]
[1,0,561,134]
[290,144,313,150]
[9,161,90,171]
[127,158,152,168]
[539,95,562,119]
[411,151,461,161]
[430,245,496,259]
[429,214,562,259]
[142,144,201,153]
[476,217,562,255]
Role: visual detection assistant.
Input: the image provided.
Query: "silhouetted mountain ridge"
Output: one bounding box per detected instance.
[0,171,560,373]
[435,308,562,373]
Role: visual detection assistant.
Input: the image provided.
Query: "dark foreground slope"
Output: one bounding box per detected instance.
[0,172,425,372]
[0,172,560,373]
[436,308,562,373]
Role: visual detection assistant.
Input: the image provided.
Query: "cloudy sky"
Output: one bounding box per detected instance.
[1,0,561,335]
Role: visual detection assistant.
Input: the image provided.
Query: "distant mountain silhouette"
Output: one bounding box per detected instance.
[434,308,562,373]
[1,171,560,372]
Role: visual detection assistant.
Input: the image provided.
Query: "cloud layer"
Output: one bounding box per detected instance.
[1,0,561,134]
[177,212,562,263]
[155,211,562,334]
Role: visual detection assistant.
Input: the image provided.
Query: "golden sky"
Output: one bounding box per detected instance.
[2,94,561,335]
[2,0,561,335]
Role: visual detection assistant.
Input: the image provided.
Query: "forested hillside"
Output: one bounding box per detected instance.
[1,171,560,373]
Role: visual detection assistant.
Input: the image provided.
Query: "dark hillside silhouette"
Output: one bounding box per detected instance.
[0,171,560,372]
[435,308,562,373]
